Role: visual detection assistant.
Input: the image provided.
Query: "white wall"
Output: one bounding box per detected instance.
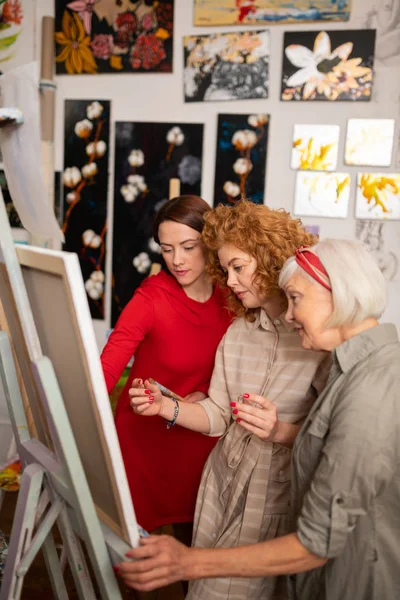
[35,0,400,346]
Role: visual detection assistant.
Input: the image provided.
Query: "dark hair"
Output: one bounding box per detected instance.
[153,195,211,244]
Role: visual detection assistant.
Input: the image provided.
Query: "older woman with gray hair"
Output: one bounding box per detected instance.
[117,238,400,600]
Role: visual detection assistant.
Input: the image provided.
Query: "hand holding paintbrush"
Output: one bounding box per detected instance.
[148,378,186,403]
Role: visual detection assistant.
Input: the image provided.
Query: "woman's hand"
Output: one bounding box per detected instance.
[116,535,191,591]
[184,391,207,403]
[230,393,279,442]
[129,379,165,416]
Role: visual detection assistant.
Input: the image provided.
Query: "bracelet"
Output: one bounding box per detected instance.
[166,399,179,430]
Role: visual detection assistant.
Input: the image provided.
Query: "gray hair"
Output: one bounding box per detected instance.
[278,239,388,327]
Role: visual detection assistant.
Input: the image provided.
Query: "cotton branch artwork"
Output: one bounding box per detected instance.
[62,99,110,320]
[214,113,269,206]
[112,120,203,326]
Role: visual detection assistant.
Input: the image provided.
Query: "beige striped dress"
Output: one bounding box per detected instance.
[189,310,330,600]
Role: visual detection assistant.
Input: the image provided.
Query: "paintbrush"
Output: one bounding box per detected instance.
[148,378,186,403]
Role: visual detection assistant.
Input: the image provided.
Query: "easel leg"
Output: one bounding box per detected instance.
[0,464,44,600]
[41,533,69,600]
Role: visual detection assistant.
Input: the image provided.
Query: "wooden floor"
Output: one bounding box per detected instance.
[1,492,185,600]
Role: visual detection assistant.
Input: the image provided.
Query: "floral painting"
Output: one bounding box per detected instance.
[294,172,350,218]
[355,173,400,220]
[193,0,351,26]
[291,124,340,171]
[55,0,174,75]
[184,30,270,102]
[111,121,203,326]
[345,119,395,167]
[0,0,34,70]
[62,100,110,320]
[214,113,269,206]
[281,29,376,101]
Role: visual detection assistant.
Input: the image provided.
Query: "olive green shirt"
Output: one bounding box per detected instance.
[290,323,400,600]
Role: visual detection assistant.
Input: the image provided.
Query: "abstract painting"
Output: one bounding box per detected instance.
[291,124,340,171]
[281,29,376,101]
[112,121,204,326]
[0,0,35,71]
[356,220,399,282]
[345,119,395,167]
[214,113,269,206]
[294,172,350,218]
[55,0,174,75]
[184,30,269,102]
[193,0,351,26]
[355,173,400,220]
[62,99,110,320]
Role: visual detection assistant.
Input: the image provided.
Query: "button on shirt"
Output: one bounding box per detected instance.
[290,323,400,600]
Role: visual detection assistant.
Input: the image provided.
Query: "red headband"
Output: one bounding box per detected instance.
[295,246,332,291]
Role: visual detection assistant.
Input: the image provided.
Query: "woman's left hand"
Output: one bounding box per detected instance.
[231,394,279,441]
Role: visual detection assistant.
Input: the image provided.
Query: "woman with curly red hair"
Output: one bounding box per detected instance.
[128,200,330,600]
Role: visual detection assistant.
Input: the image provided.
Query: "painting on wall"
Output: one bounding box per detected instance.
[193,0,351,26]
[294,172,350,218]
[55,0,174,75]
[183,30,270,102]
[214,113,269,206]
[355,173,400,220]
[62,99,110,320]
[112,120,204,326]
[356,220,399,282]
[344,119,395,167]
[281,29,376,102]
[291,124,340,171]
[0,169,23,228]
[0,0,35,71]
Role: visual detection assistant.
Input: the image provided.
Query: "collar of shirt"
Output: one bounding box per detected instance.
[251,308,294,333]
[334,323,399,373]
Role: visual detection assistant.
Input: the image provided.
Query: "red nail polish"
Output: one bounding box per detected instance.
[149,400,154,404]
[242,394,250,399]
[237,418,241,423]
[113,566,120,573]
[232,409,238,415]
[230,402,236,407]
[144,389,151,395]
[149,396,154,401]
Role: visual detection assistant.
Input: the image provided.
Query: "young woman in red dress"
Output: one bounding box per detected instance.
[101,196,231,550]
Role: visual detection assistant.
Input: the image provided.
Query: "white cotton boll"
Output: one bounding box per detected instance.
[133,252,151,274]
[128,149,145,167]
[91,270,105,283]
[223,181,234,194]
[85,278,103,300]
[82,229,96,246]
[82,162,98,179]
[86,140,107,158]
[127,174,146,191]
[233,158,252,175]
[120,184,138,203]
[232,129,257,149]
[248,115,258,128]
[90,235,102,249]
[166,126,184,145]
[148,237,161,253]
[63,166,82,188]
[66,191,77,203]
[87,101,103,120]
[75,119,93,138]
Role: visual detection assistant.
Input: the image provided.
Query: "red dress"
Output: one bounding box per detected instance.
[101,271,231,532]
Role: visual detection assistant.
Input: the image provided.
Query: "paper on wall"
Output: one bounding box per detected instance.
[0,62,64,242]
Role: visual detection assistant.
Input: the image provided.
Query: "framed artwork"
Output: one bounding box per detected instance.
[345,119,395,167]
[0,0,35,71]
[0,169,23,228]
[355,173,400,220]
[183,30,270,102]
[55,0,174,75]
[291,124,340,171]
[112,120,204,326]
[294,172,350,218]
[193,0,351,26]
[356,220,399,282]
[214,113,269,206]
[281,29,376,102]
[62,99,111,321]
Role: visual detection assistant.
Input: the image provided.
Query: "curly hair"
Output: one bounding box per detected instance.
[202,200,317,321]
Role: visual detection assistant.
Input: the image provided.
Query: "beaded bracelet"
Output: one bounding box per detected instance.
[166,399,179,430]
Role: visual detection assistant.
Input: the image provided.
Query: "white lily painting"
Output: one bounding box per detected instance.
[294,172,350,218]
[345,119,395,167]
[281,30,376,101]
[291,124,340,171]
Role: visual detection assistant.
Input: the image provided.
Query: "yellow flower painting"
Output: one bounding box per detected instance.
[55,10,98,74]
[356,173,400,220]
[281,29,375,102]
[291,124,339,171]
[294,172,350,218]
